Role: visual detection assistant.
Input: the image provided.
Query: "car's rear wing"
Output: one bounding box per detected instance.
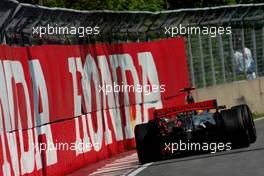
[154,100,217,118]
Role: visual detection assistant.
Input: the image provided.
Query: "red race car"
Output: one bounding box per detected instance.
[135,87,256,164]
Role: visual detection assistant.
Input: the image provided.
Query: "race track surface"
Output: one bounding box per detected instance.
[135,118,264,176]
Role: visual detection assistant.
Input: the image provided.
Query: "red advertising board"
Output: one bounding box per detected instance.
[0,38,189,175]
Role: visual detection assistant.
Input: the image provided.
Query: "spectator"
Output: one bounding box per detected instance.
[233,38,256,80]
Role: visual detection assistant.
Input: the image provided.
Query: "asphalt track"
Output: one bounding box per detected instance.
[133,118,264,176]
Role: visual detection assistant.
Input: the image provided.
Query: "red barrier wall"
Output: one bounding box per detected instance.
[0,38,189,175]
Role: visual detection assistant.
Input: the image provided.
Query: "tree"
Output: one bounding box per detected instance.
[18,0,165,11]
[17,0,262,11]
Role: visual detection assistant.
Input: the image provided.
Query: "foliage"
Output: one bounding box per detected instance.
[24,0,165,11]
[18,0,264,11]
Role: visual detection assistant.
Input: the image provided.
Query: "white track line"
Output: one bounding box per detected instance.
[127,162,153,176]
[254,116,264,121]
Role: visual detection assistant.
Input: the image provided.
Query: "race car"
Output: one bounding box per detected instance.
[134,87,257,164]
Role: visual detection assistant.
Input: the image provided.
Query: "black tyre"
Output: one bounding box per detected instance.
[221,108,250,148]
[134,120,160,164]
[232,104,256,143]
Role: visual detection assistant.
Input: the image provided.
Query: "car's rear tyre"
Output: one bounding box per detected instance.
[232,104,256,143]
[135,120,160,164]
[221,108,250,148]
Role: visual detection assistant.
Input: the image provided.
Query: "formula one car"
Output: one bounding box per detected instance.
[135,87,257,164]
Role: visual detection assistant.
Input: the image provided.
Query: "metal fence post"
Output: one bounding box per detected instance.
[251,28,258,77]
[187,34,195,86]
[126,32,129,42]
[241,27,247,77]
[229,32,237,81]
[262,26,264,74]
[208,35,216,85]
[218,34,226,83]
[198,33,206,87]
